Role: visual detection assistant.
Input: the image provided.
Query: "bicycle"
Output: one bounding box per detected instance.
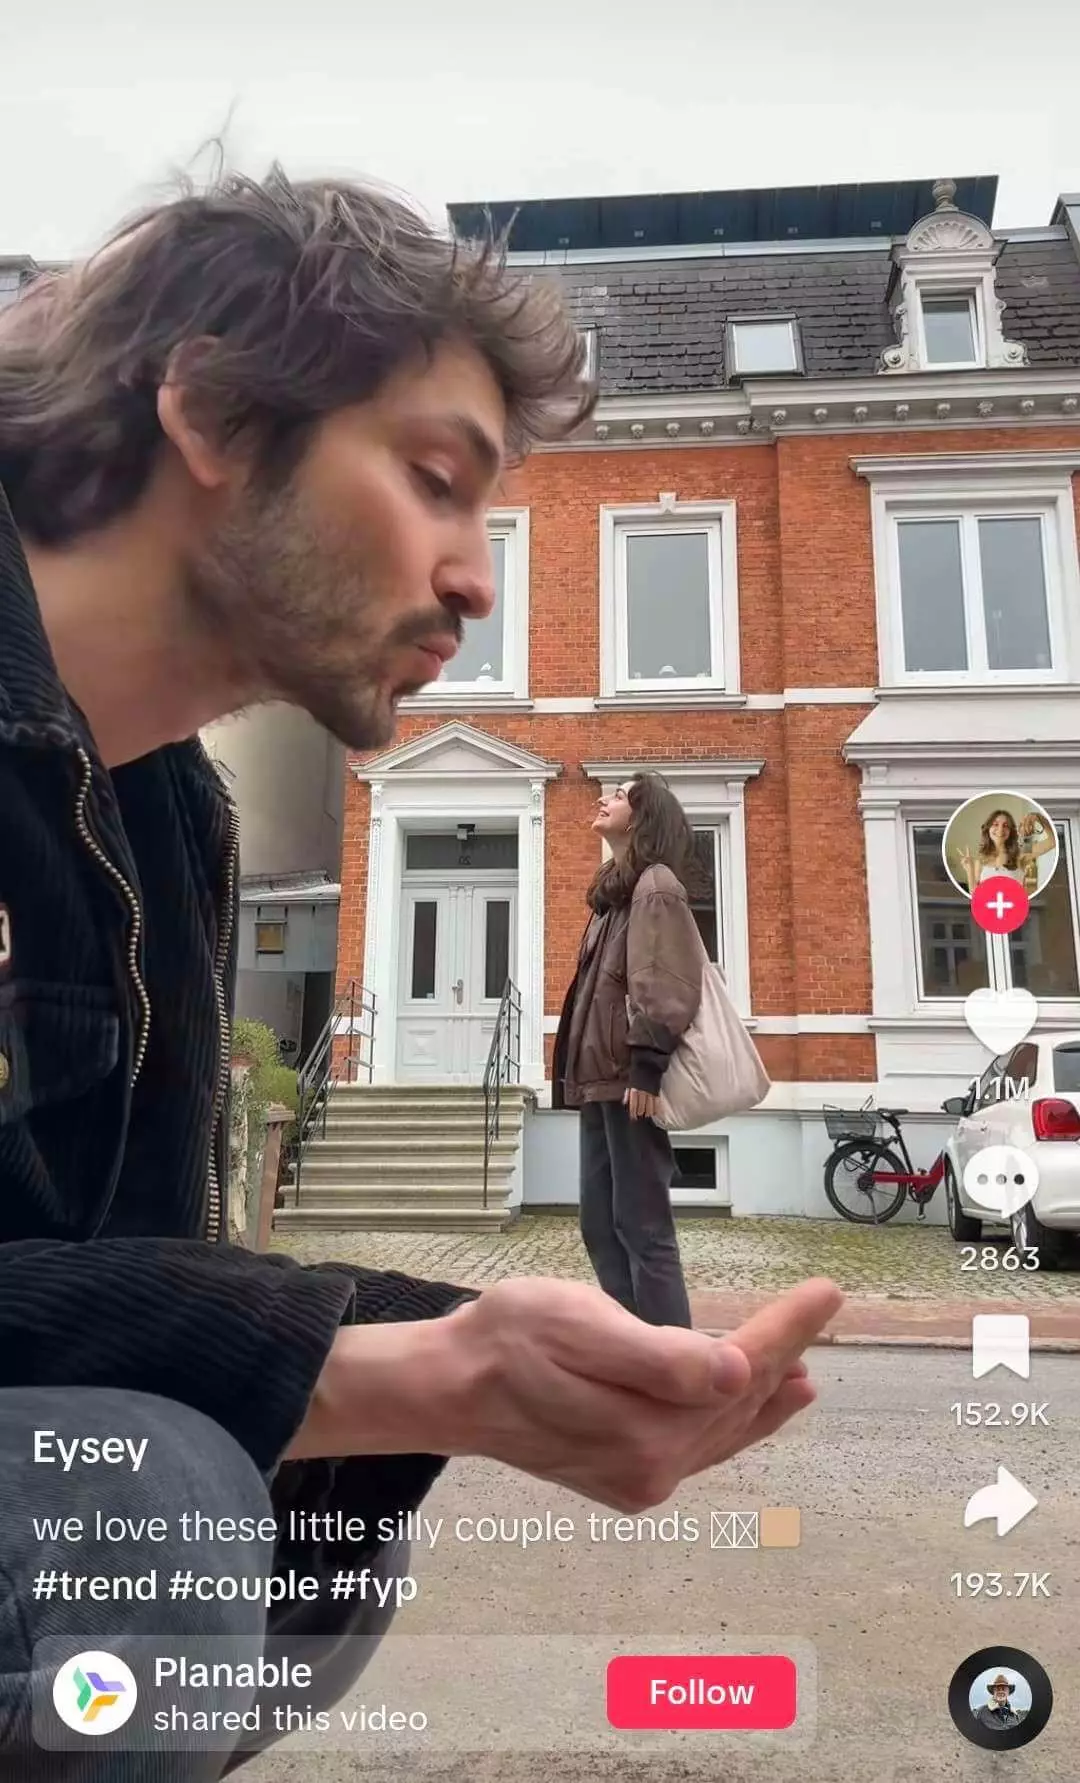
[822,1099,947,1225]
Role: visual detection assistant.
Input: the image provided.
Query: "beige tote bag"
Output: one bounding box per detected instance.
[651,955,770,1133]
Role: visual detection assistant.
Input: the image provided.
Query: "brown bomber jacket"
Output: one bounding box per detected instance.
[552,863,704,1108]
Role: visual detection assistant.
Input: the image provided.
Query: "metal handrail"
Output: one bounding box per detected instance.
[292,980,376,1203]
[483,978,522,1208]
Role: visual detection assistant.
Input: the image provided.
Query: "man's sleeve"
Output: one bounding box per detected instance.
[0,1237,474,1474]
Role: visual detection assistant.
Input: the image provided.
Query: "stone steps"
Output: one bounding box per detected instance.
[274,1201,512,1232]
[277,1083,530,1231]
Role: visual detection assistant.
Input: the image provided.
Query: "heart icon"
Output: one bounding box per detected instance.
[964,988,1039,1055]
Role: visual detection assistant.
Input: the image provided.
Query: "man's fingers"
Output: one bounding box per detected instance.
[725,1279,843,1378]
[725,1375,818,1458]
[577,1319,752,1406]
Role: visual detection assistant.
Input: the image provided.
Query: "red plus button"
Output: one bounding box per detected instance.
[607,1655,797,1730]
[972,873,1030,935]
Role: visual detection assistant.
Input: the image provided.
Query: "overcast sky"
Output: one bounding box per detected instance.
[2,0,1078,259]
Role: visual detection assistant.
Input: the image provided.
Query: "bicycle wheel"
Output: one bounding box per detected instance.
[824,1140,909,1224]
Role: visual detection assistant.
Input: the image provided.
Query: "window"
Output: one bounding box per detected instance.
[921,293,978,367]
[726,317,801,377]
[1007,828,1080,997]
[912,824,1080,1000]
[600,502,739,698]
[483,899,512,999]
[672,1146,718,1191]
[974,1057,1005,1109]
[912,828,989,997]
[409,902,438,1000]
[408,509,529,701]
[895,512,1052,676]
[255,907,287,955]
[1002,1043,1038,1094]
[858,456,1080,688]
[405,831,518,871]
[581,327,598,382]
[1053,1042,1080,1093]
[689,828,724,965]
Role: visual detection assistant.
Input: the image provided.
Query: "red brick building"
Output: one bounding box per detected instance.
[335,177,1080,1220]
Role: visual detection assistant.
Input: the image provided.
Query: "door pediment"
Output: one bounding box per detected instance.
[354,722,559,782]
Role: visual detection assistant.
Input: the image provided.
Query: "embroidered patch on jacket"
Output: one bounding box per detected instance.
[0,905,11,969]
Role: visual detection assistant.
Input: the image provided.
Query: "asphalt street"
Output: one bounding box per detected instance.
[245,1349,1080,1783]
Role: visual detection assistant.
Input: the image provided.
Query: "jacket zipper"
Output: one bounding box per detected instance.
[73,749,151,1090]
[205,798,241,1243]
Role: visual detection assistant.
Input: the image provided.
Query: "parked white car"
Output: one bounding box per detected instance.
[941,1032,1080,1268]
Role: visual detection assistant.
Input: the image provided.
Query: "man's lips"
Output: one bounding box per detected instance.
[413,641,456,677]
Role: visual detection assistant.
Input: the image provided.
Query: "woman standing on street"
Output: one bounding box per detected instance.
[552,774,706,1328]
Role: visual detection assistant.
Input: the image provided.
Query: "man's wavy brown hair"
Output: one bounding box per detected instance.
[0,164,597,545]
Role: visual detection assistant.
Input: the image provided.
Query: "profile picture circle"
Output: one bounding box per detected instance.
[943,791,1058,902]
[52,1650,138,1737]
[948,1647,1052,1750]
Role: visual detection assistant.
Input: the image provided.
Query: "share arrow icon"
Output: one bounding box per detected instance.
[963,1466,1039,1537]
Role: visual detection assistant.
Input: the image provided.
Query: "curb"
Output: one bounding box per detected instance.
[700,1328,1080,1354]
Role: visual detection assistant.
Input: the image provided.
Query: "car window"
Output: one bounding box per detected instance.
[1052,1044,1080,1093]
[975,1059,1005,1109]
[1003,1044,1038,1094]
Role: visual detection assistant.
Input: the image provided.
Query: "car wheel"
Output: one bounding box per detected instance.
[1011,1199,1066,1271]
[945,1162,982,1242]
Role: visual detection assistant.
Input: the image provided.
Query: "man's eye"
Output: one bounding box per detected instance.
[415,467,454,502]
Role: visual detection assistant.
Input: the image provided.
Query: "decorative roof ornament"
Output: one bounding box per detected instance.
[878,178,1028,373]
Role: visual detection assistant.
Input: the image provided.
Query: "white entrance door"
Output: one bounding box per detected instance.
[396,878,517,1082]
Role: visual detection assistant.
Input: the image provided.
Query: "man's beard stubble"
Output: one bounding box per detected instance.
[185,482,459,752]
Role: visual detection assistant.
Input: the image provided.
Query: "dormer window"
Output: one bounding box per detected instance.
[726,315,803,377]
[879,180,1027,375]
[581,326,599,382]
[920,293,979,367]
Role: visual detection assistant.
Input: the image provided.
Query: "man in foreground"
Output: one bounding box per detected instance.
[0,165,841,1775]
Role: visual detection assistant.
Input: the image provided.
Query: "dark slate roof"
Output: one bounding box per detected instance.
[995,238,1080,365]
[553,238,1080,392]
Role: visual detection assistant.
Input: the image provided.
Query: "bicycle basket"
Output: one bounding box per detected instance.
[823,1105,879,1141]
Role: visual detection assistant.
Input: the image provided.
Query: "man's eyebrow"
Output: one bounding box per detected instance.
[445,412,504,480]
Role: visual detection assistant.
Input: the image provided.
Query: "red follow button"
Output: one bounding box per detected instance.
[607,1655,797,1730]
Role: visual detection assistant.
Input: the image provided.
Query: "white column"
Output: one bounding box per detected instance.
[860,796,910,1018]
[725,781,753,1017]
[517,783,547,1088]
[361,779,384,993]
[368,806,401,1083]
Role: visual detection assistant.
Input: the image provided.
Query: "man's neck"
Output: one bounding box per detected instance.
[23,507,246,769]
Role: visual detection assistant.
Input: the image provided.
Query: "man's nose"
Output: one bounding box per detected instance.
[439,523,497,621]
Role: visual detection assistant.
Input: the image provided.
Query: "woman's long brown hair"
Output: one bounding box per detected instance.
[586,773,706,912]
[978,809,1020,870]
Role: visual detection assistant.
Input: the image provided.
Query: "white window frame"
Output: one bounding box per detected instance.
[906,816,1080,1008]
[857,454,1080,690]
[581,327,598,382]
[726,314,802,377]
[687,823,730,970]
[402,507,530,706]
[599,499,740,701]
[916,286,983,371]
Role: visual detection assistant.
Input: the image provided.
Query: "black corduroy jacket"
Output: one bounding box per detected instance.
[0,483,471,1501]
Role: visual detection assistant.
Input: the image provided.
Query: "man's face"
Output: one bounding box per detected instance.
[992,1684,1011,1707]
[185,338,505,749]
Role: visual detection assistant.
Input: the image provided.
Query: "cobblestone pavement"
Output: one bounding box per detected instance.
[270,1212,1078,1301]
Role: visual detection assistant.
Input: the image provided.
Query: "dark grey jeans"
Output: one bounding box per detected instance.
[0,1389,406,1781]
[579,1099,692,1328]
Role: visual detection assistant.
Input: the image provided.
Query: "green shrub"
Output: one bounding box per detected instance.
[231,1019,298,1126]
